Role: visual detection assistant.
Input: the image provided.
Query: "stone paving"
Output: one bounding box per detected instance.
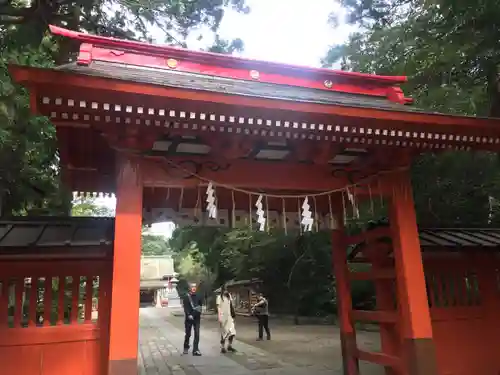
[138,307,383,375]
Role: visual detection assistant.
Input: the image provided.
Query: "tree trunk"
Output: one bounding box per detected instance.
[486,61,500,117]
[293,302,301,325]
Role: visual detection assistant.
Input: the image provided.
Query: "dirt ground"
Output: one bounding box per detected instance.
[168,308,382,372]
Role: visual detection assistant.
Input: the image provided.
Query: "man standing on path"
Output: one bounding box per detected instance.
[182,282,203,356]
[251,293,271,341]
[216,284,237,353]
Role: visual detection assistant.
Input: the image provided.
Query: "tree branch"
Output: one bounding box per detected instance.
[0,4,36,19]
[286,241,309,288]
[153,18,186,47]
[0,16,25,24]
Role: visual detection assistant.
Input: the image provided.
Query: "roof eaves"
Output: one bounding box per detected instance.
[0,217,114,248]
[55,61,415,112]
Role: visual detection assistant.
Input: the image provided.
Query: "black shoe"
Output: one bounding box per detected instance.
[221,347,227,354]
[183,348,189,355]
[267,336,271,341]
[256,338,263,341]
[227,346,237,353]
[193,350,202,356]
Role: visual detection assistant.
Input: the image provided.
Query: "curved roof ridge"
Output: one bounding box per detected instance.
[49,25,407,85]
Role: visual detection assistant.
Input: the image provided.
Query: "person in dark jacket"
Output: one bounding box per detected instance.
[251,293,271,341]
[182,282,203,356]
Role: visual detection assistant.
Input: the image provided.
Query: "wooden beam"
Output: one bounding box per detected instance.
[351,310,398,324]
[356,350,401,369]
[346,226,391,246]
[349,269,395,281]
[0,260,109,276]
[140,155,352,191]
[349,257,371,263]
[0,324,99,347]
[204,134,254,159]
[11,65,500,137]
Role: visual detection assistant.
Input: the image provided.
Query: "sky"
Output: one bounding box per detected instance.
[98,0,354,238]
[181,0,354,67]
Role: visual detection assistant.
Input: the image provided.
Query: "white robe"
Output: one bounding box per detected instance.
[216,293,236,340]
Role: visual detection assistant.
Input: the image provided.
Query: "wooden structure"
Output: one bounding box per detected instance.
[140,255,177,306]
[348,227,500,375]
[0,217,113,375]
[9,24,500,374]
[214,279,262,315]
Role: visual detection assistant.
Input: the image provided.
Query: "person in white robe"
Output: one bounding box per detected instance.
[216,284,237,353]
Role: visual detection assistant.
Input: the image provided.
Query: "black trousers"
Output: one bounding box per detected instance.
[257,314,270,339]
[184,317,201,351]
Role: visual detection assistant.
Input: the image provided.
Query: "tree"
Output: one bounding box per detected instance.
[141,232,171,256]
[168,226,375,318]
[71,197,114,217]
[323,0,500,227]
[206,35,244,54]
[1,0,249,65]
[0,46,71,217]
[169,226,221,296]
[1,1,248,216]
[326,0,500,116]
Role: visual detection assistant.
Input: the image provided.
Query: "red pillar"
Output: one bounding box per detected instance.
[387,171,437,375]
[331,193,359,375]
[108,155,143,375]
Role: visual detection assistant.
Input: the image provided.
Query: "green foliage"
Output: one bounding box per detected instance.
[324,0,500,227]
[0,0,248,217]
[328,0,500,116]
[169,226,220,296]
[169,226,376,317]
[0,46,71,216]
[412,152,500,226]
[141,232,171,255]
[71,197,114,217]
[1,0,249,51]
[206,35,244,54]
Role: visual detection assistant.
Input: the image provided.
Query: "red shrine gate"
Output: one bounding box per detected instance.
[8,25,500,375]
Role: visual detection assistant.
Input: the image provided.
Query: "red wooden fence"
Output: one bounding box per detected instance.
[349,248,500,375]
[0,258,112,375]
[425,255,500,375]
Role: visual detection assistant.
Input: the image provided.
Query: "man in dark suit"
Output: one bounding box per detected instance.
[182,282,203,356]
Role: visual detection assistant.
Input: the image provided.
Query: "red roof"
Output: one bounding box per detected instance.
[49,25,411,104]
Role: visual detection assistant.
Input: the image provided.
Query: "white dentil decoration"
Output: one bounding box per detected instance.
[255,195,266,231]
[301,196,314,232]
[205,182,217,219]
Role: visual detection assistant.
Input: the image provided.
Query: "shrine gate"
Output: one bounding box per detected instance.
[8,24,500,375]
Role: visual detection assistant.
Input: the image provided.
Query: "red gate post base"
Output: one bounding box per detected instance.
[339,332,359,374]
[403,338,438,375]
[109,359,138,375]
